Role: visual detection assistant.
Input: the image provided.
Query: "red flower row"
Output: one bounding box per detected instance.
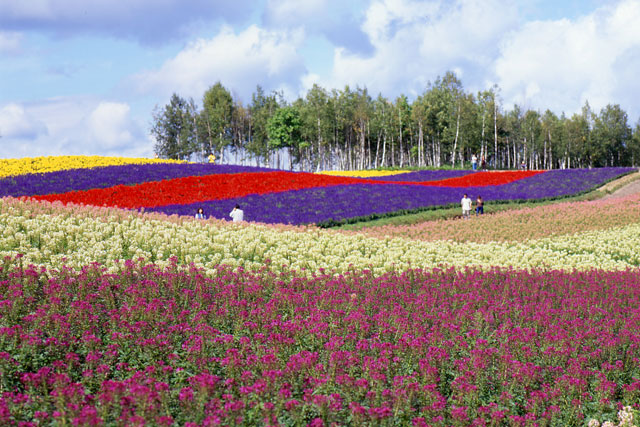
[417,170,543,187]
[32,172,366,208]
[32,170,544,209]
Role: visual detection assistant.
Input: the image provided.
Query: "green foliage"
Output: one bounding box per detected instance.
[149,75,640,170]
[151,94,198,160]
[267,106,302,150]
[591,104,632,167]
[201,82,234,156]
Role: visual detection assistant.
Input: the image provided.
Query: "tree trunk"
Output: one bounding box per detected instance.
[359,119,366,170]
[367,121,372,169]
[381,132,387,167]
[451,104,461,168]
[374,131,381,168]
[493,101,498,169]
[391,133,395,167]
[480,114,486,165]
[219,134,224,164]
[418,122,424,167]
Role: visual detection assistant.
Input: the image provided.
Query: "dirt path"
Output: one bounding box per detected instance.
[600,170,640,200]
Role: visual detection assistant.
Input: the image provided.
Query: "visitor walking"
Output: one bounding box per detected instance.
[461,194,472,219]
[475,196,484,216]
[471,154,478,171]
[230,204,244,222]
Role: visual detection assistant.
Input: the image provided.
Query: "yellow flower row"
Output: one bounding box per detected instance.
[0,156,185,178]
[1,198,638,276]
[316,169,412,177]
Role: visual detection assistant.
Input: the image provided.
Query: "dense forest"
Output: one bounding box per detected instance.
[151,71,640,170]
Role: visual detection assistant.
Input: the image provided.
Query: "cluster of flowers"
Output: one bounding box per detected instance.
[589,406,639,427]
[317,169,413,177]
[4,159,632,225]
[30,171,372,209]
[0,155,182,178]
[364,169,474,181]
[1,197,639,276]
[347,192,640,243]
[27,170,539,209]
[1,258,640,425]
[0,163,276,198]
[147,168,632,225]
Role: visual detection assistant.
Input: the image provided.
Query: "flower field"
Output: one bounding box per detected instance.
[1,160,632,225]
[2,259,640,426]
[1,157,640,426]
[346,193,640,243]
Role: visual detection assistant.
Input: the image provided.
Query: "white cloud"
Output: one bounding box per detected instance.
[495,0,640,116]
[301,0,640,121]
[0,103,47,139]
[132,25,306,102]
[262,0,372,55]
[0,98,150,158]
[87,102,135,150]
[310,0,520,97]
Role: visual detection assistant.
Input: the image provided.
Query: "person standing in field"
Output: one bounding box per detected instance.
[471,154,478,171]
[475,196,484,216]
[195,207,206,219]
[230,204,244,222]
[461,194,472,219]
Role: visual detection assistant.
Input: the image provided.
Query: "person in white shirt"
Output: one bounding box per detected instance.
[471,154,478,170]
[230,204,244,222]
[461,194,472,219]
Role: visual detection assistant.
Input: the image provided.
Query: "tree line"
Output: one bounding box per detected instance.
[151,72,640,170]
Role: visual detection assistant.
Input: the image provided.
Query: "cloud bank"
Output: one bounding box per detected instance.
[132,25,307,103]
[2,0,640,158]
[0,0,259,44]
[0,99,149,158]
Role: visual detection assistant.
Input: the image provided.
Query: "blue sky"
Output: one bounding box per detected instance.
[1,0,639,158]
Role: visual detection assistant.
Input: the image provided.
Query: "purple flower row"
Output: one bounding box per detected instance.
[146,167,634,224]
[0,163,276,197]
[0,165,470,198]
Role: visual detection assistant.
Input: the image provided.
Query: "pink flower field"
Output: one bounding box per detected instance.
[1,257,640,426]
[344,193,640,243]
[2,161,640,425]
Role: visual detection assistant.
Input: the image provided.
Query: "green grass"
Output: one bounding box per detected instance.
[337,172,640,230]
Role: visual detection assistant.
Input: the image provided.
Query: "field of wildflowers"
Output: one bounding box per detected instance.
[2,197,640,275]
[345,193,640,243]
[2,258,640,425]
[3,160,632,225]
[1,157,640,425]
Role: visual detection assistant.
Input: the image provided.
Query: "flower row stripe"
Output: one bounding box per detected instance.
[30,170,544,209]
[0,155,184,178]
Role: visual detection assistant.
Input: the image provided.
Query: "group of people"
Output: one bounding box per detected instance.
[471,154,486,171]
[195,205,244,222]
[461,194,483,219]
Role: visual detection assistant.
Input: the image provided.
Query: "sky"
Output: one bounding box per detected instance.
[1,0,640,159]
